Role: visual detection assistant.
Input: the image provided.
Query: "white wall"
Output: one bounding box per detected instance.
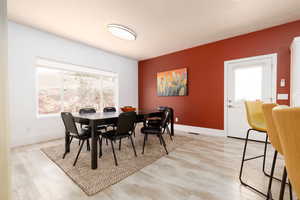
[8,21,138,147]
[0,0,11,199]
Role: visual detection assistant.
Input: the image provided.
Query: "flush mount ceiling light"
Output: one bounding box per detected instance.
[107,24,137,41]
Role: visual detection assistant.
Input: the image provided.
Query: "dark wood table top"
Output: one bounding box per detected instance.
[72,110,162,120]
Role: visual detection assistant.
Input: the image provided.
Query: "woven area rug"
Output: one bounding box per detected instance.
[42,133,192,196]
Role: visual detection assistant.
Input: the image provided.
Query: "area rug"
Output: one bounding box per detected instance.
[41,133,192,196]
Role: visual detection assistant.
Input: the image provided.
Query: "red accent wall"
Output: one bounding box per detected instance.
[138,20,300,130]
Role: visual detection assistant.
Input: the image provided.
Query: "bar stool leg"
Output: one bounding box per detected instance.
[262,133,290,186]
[239,129,251,185]
[288,179,293,200]
[279,167,288,200]
[239,129,267,197]
[262,134,268,175]
[266,150,278,199]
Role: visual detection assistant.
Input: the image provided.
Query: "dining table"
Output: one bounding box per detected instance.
[70,109,174,169]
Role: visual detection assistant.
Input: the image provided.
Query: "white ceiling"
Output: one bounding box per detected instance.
[8,0,300,60]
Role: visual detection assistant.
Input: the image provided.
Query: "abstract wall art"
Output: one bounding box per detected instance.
[157,68,187,96]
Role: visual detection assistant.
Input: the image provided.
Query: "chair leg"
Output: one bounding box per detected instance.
[70,136,73,144]
[267,150,278,199]
[142,134,147,154]
[106,138,108,146]
[63,152,68,159]
[87,139,90,151]
[129,135,137,157]
[119,139,122,151]
[158,135,162,145]
[63,136,73,159]
[279,167,288,200]
[159,134,168,154]
[73,140,85,166]
[133,123,136,137]
[99,136,102,158]
[167,126,173,141]
[110,140,118,166]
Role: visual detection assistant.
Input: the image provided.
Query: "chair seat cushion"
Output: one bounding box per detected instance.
[78,126,102,138]
[82,125,107,131]
[141,127,162,134]
[70,130,91,139]
[251,121,267,132]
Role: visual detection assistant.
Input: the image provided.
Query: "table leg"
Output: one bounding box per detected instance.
[90,120,98,169]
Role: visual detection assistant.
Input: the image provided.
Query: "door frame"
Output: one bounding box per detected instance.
[224,53,277,137]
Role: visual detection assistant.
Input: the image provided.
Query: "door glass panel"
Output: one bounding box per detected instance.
[234,66,262,102]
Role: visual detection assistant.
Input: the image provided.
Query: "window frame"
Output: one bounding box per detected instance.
[35,58,119,118]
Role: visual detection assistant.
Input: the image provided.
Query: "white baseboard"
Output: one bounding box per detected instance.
[174,124,225,137]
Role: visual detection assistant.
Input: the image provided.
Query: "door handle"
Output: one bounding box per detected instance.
[228,105,234,108]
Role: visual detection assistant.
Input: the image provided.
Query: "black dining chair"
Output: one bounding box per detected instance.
[103,107,117,112]
[99,111,137,166]
[78,108,107,147]
[103,107,118,132]
[141,109,171,155]
[145,107,173,141]
[146,106,169,126]
[78,108,107,130]
[145,106,166,125]
[61,112,101,166]
[79,107,97,114]
[78,108,96,130]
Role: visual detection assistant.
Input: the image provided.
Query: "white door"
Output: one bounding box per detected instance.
[225,54,276,140]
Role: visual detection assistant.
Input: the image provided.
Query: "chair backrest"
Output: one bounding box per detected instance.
[272,106,300,197]
[61,112,79,136]
[79,108,96,114]
[262,103,283,154]
[158,106,168,111]
[116,111,136,135]
[244,100,266,131]
[103,107,116,112]
[161,108,171,129]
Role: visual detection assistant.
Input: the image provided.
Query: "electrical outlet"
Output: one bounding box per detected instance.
[175,117,179,122]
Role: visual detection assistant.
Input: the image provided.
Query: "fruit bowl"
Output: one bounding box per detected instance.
[121,106,136,112]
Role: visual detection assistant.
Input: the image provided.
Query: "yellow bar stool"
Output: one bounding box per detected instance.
[273,107,300,200]
[239,101,270,197]
[262,103,293,200]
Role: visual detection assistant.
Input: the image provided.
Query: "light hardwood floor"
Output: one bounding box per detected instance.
[11,130,294,200]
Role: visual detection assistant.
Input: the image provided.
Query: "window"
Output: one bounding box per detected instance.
[37,59,118,116]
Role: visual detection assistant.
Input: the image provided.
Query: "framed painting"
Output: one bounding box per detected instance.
[157,68,188,96]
